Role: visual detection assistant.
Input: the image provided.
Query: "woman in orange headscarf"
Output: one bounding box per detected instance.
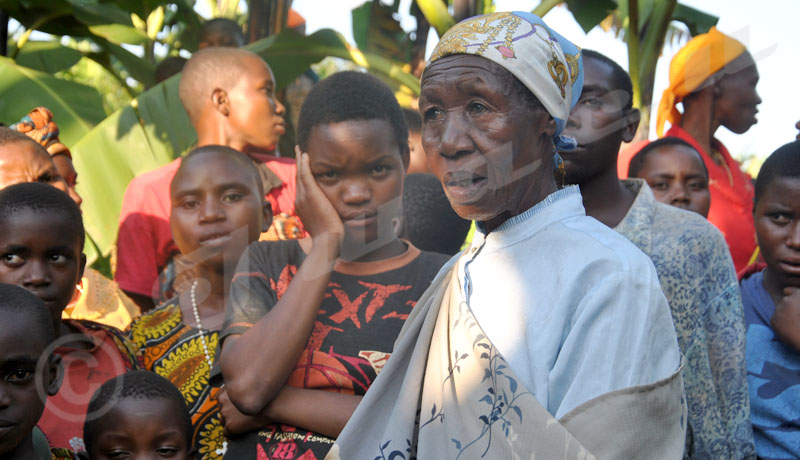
[656,27,760,272]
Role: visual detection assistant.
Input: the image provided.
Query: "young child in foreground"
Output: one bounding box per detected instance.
[128,145,272,459]
[0,283,72,460]
[216,71,450,460]
[0,182,138,453]
[741,140,800,460]
[79,370,195,460]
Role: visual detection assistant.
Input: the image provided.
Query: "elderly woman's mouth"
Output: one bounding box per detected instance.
[444,172,488,203]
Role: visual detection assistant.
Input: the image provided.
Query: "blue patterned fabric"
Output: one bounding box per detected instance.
[741,270,800,460]
[615,179,755,459]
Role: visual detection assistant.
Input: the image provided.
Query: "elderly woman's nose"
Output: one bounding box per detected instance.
[439,112,473,158]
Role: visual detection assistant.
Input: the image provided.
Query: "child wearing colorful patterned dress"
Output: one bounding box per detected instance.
[0,182,138,455]
[128,145,272,460]
[217,71,450,460]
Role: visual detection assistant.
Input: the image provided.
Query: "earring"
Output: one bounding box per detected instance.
[553,145,566,188]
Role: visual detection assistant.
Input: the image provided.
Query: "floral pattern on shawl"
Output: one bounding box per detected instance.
[614,179,755,459]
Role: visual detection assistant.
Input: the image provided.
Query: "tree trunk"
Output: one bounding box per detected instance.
[410,2,430,77]
[453,0,476,22]
[247,0,291,43]
[0,10,7,56]
[634,68,655,141]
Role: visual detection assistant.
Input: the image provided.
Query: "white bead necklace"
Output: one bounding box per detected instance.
[190,281,214,370]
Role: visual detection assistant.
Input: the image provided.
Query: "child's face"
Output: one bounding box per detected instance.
[0,210,85,325]
[89,397,192,460]
[171,153,270,271]
[307,119,406,250]
[225,56,286,152]
[635,145,711,217]
[406,131,429,175]
[0,312,59,456]
[755,176,800,289]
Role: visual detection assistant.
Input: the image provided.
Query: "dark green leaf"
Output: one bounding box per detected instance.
[565,0,617,33]
[95,38,156,87]
[15,41,83,74]
[671,3,717,36]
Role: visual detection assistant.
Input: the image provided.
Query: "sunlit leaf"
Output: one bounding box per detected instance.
[14,40,83,74]
[415,0,455,37]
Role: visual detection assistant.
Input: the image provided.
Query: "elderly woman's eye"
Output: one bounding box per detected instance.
[468,102,488,114]
[423,108,444,122]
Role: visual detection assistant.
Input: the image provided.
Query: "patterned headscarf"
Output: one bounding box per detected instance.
[656,27,746,137]
[10,107,72,159]
[427,11,583,150]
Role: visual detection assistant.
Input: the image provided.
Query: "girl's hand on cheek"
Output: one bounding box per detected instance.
[295,148,345,247]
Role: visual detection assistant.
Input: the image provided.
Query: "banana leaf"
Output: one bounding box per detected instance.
[0,56,105,145]
[13,41,84,74]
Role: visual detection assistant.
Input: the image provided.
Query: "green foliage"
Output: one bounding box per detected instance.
[0,56,106,145]
[12,40,83,74]
[415,0,456,37]
[566,0,616,33]
[352,1,413,63]
[57,55,136,121]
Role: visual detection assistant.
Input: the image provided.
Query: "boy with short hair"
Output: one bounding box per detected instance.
[128,145,272,459]
[560,49,755,458]
[0,283,65,460]
[81,370,195,460]
[116,47,300,311]
[0,183,138,454]
[628,137,711,217]
[217,71,450,460]
[741,140,800,459]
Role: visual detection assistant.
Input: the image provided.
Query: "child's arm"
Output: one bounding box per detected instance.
[219,387,362,439]
[220,153,345,415]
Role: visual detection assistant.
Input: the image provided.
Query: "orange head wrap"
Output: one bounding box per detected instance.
[287,9,305,29]
[656,27,746,137]
[10,106,72,159]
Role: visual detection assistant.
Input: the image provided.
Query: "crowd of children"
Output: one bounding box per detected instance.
[0,10,798,460]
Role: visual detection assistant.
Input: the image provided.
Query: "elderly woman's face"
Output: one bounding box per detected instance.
[419,55,555,228]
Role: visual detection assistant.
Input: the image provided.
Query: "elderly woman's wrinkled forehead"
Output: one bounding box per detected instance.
[421,54,543,110]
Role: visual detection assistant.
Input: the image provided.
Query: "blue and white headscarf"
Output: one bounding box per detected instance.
[427,11,583,150]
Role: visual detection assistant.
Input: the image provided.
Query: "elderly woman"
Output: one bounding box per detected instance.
[327,12,684,460]
[656,28,761,272]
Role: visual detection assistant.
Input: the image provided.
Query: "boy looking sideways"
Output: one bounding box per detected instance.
[116,47,299,311]
[0,283,64,460]
[217,71,449,460]
[0,183,138,453]
[628,137,711,217]
[560,49,754,458]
